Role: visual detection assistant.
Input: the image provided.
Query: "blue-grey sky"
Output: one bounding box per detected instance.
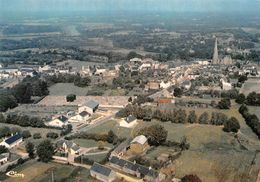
[0,0,260,12]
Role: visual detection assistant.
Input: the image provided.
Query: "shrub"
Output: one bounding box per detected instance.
[33,133,42,139]
[66,94,76,102]
[223,117,240,133]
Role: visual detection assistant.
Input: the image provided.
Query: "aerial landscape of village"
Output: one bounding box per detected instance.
[0,0,260,182]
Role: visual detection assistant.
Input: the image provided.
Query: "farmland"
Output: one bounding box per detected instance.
[1,160,89,182]
[89,119,132,138]
[135,120,260,182]
[240,78,260,96]
[49,83,90,96]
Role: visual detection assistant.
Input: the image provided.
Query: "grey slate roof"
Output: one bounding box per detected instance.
[5,134,22,145]
[58,115,68,123]
[0,154,7,160]
[126,115,137,123]
[91,162,113,177]
[79,111,90,117]
[84,100,99,109]
[109,156,159,177]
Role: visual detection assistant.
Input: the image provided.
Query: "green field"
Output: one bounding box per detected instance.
[73,139,113,148]
[89,120,132,138]
[240,79,260,96]
[135,118,260,182]
[49,83,90,96]
[2,160,87,182]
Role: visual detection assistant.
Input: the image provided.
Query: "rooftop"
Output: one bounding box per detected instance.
[131,135,148,145]
[5,134,22,145]
[90,162,113,177]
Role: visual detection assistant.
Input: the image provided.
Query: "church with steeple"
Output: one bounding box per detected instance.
[212,38,220,64]
[212,37,233,65]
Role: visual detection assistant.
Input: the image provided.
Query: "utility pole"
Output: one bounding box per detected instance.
[51,170,54,182]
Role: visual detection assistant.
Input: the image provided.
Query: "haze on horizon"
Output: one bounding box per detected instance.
[0,0,260,14]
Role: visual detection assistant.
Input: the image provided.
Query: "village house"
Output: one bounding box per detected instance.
[47,115,69,128]
[69,110,91,123]
[56,140,81,155]
[221,79,232,90]
[145,81,160,91]
[78,100,99,115]
[0,154,8,165]
[90,162,117,182]
[109,156,165,182]
[119,115,138,128]
[129,135,149,154]
[160,81,171,89]
[0,134,23,149]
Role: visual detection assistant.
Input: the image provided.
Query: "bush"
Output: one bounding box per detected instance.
[21,130,31,138]
[46,132,59,139]
[223,117,240,133]
[66,94,76,102]
[218,98,231,109]
[33,133,42,139]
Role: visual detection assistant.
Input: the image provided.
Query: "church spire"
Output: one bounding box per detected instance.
[212,38,219,64]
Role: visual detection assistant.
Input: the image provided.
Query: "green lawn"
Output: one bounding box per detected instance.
[73,139,113,148]
[3,160,79,182]
[90,120,132,138]
[49,83,90,96]
[86,153,108,163]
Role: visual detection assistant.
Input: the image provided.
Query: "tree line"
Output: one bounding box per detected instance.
[45,74,91,88]
[239,105,260,138]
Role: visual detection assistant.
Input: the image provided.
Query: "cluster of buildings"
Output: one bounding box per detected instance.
[46,99,99,128]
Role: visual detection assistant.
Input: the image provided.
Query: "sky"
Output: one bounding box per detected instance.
[0,0,259,13]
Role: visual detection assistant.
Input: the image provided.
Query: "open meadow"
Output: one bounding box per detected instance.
[240,78,260,96]
[1,160,89,182]
[135,119,260,182]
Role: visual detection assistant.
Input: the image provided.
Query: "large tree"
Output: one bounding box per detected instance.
[188,110,197,123]
[223,117,240,133]
[137,124,168,146]
[199,112,209,124]
[218,98,231,109]
[36,140,54,162]
[181,174,202,182]
[26,142,35,159]
[235,93,246,104]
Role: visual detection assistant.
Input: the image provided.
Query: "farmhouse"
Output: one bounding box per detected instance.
[129,135,149,154]
[0,134,23,149]
[78,100,99,115]
[109,156,165,182]
[71,111,91,123]
[47,115,69,128]
[90,162,116,182]
[0,154,8,165]
[119,115,138,128]
[56,140,81,155]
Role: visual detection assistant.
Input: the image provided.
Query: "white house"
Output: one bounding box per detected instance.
[160,81,171,89]
[119,115,138,128]
[0,134,23,149]
[221,79,232,90]
[78,100,99,115]
[70,111,91,123]
[47,115,69,128]
[56,140,81,155]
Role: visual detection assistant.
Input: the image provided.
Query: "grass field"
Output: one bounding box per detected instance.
[248,106,260,119]
[240,78,260,96]
[2,160,85,182]
[49,83,90,96]
[89,120,132,138]
[135,119,260,182]
[73,139,113,148]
